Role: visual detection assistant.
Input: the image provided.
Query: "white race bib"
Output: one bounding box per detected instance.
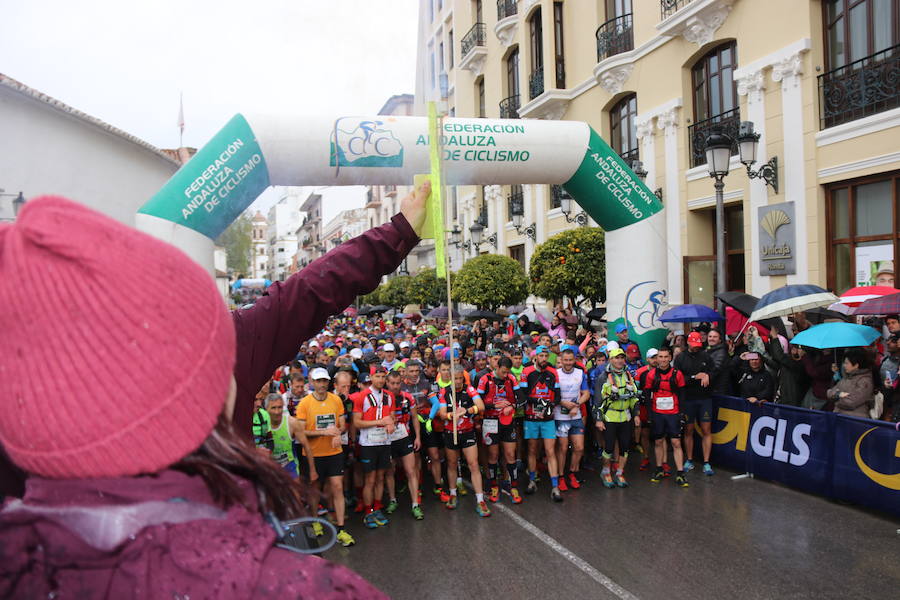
[483,418,499,434]
[368,426,388,444]
[390,423,409,441]
[656,396,675,411]
[340,432,349,445]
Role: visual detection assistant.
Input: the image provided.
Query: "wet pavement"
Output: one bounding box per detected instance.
[324,460,900,599]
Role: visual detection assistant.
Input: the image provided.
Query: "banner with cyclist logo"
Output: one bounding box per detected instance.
[706,395,900,517]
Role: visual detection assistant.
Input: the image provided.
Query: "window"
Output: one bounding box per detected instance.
[477,77,486,117]
[475,0,483,23]
[507,184,523,221]
[439,41,445,74]
[684,204,745,303]
[606,0,632,19]
[448,30,454,68]
[429,46,436,89]
[609,93,638,164]
[553,2,565,88]
[689,42,739,167]
[827,172,900,294]
[510,244,526,271]
[506,47,520,98]
[479,186,489,227]
[530,8,543,72]
[824,0,898,69]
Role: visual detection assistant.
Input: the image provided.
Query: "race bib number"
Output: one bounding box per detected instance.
[340,432,349,445]
[369,426,388,444]
[390,423,409,441]
[315,414,336,430]
[483,418,499,434]
[656,396,675,411]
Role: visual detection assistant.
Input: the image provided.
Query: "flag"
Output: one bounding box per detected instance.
[177,93,185,137]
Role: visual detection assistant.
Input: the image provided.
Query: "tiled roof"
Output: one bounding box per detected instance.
[0,72,181,166]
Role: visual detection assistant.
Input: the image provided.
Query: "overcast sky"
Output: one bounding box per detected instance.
[2,0,419,221]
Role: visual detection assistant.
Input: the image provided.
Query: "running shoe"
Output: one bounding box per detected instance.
[372,510,389,527]
[337,529,356,547]
[602,472,615,489]
[411,505,424,520]
[683,459,694,472]
[354,500,365,513]
[488,485,500,503]
[676,474,690,488]
[312,521,325,537]
[316,504,329,516]
[439,488,451,503]
[662,463,672,477]
[703,463,715,476]
[550,487,564,502]
[558,477,569,492]
[511,488,523,504]
[650,468,664,483]
[445,495,458,510]
[616,473,629,488]
[525,480,537,495]
[456,481,468,496]
[373,499,384,511]
[476,501,492,517]
[639,458,650,471]
[363,512,378,529]
[432,485,442,497]
[568,473,581,490]
[385,499,399,515]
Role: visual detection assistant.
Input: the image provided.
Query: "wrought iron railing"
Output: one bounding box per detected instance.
[529,67,544,99]
[555,57,566,88]
[507,188,524,221]
[497,0,517,20]
[619,148,640,166]
[688,107,740,168]
[500,94,521,118]
[818,44,900,129]
[461,22,487,57]
[660,0,695,20]
[550,184,572,209]
[596,13,633,62]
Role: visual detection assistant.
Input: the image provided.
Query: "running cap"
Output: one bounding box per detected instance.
[310,367,331,380]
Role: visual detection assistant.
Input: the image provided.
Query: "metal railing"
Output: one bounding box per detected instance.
[507,188,524,221]
[660,0,695,20]
[497,0,517,20]
[596,13,633,62]
[619,148,640,166]
[688,107,740,168]
[818,44,900,129]
[500,94,521,118]
[461,22,487,57]
[529,67,544,99]
[550,184,572,209]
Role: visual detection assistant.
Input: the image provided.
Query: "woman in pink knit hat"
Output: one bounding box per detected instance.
[0,186,427,598]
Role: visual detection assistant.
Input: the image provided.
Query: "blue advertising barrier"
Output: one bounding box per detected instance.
[707,396,900,518]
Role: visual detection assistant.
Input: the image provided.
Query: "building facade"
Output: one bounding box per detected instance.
[296,192,324,271]
[250,211,268,279]
[416,0,900,303]
[266,189,302,282]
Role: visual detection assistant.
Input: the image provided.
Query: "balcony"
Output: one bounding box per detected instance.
[529,67,544,100]
[688,107,740,168]
[507,187,524,221]
[660,0,696,20]
[460,22,488,75]
[619,148,640,166]
[596,13,633,62]
[550,184,572,209]
[497,0,517,20]
[499,94,521,119]
[818,44,900,130]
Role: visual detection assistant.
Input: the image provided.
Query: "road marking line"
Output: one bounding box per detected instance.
[491,501,640,600]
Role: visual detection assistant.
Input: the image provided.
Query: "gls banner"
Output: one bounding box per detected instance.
[707,396,900,517]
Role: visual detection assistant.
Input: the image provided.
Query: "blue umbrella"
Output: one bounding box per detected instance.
[749,284,838,323]
[659,304,723,323]
[790,322,881,349]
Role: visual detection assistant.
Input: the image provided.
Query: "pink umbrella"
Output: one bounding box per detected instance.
[837,286,898,307]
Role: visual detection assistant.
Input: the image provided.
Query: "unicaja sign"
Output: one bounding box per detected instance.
[758,202,797,276]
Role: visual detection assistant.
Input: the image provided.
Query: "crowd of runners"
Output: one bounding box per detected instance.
[250,310,730,548]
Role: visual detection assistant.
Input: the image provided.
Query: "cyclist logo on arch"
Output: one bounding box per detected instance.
[623,280,667,336]
[330,117,404,170]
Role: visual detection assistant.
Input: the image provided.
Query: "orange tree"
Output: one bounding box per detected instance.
[529,228,605,314]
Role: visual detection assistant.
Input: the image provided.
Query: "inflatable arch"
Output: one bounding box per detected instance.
[138,114,670,351]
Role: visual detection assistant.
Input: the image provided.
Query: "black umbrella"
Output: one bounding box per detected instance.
[357,305,374,316]
[368,305,392,314]
[426,306,460,319]
[585,307,607,321]
[462,309,503,321]
[805,307,851,324]
[717,292,758,317]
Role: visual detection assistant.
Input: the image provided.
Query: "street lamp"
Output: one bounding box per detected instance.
[510,192,537,239]
[469,220,497,249]
[559,193,588,227]
[0,190,26,221]
[399,258,409,276]
[737,121,778,193]
[631,160,664,201]
[704,130,733,318]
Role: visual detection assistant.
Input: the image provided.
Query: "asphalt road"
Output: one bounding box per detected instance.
[324,460,900,599]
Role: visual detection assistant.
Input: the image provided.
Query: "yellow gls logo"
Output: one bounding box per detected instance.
[854,428,900,491]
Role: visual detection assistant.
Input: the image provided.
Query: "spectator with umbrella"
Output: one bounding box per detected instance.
[761,336,809,406]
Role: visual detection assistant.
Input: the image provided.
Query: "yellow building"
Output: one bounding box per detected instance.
[416,0,900,304]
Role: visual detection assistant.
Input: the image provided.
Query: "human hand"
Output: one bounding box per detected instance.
[596,421,606,431]
[309,466,319,482]
[634,416,641,428]
[413,437,422,451]
[747,397,758,404]
[697,373,710,387]
[331,435,343,449]
[326,425,340,437]
[400,180,430,236]
[839,392,849,399]
[386,423,396,435]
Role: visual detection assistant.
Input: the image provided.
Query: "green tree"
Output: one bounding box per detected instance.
[529,228,605,313]
[409,267,454,307]
[214,214,253,276]
[453,254,528,311]
[381,275,415,309]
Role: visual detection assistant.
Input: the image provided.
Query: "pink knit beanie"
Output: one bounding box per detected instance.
[0,197,235,478]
